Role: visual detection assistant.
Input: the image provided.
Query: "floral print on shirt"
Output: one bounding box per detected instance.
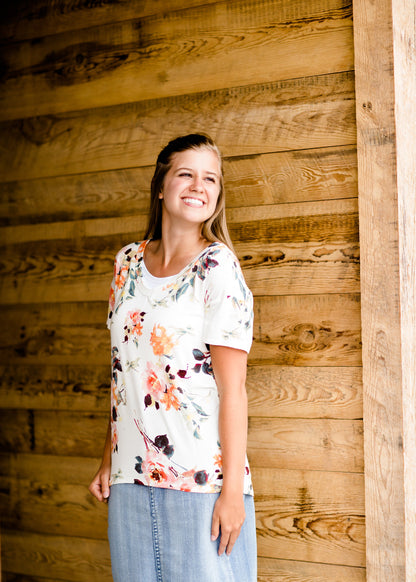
[107,241,254,494]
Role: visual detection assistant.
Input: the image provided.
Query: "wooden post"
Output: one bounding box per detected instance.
[353,0,416,579]
[393,1,416,578]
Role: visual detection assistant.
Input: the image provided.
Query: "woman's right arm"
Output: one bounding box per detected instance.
[88,416,111,502]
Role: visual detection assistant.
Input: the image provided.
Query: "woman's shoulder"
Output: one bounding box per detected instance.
[114,240,147,265]
[202,242,242,272]
[203,241,238,264]
[200,242,248,288]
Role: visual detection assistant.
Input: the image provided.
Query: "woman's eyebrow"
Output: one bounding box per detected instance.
[177,166,219,177]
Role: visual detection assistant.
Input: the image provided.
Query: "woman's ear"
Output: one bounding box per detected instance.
[158,191,163,199]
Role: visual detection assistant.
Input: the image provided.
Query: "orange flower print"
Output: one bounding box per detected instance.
[127,311,144,336]
[150,325,176,356]
[145,363,165,398]
[213,453,222,469]
[115,265,128,289]
[109,287,115,312]
[141,450,175,487]
[138,240,147,253]
[123,310,145,346]
[111,377,117,400]
[176,470,197,491]
[160,385,181,411]
[111,422,118,453]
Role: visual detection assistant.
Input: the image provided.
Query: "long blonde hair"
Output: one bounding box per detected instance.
[144,134,235,252]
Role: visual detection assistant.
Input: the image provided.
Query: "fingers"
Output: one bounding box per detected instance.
[88,469,110,502]
[212,507,243,556]
[218,525,242,556]
[211,512,220,543]
[101,473,110,502]
[88,477,103,502]
[211,495,246,556]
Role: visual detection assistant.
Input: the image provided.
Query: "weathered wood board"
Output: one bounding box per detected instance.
[2,530,112,582]
[253,467,365,567]
[0,146,357,227]
[0,293,361,366]
[0,411,362,472]
[0,71,356,182]
[0,0,353,120]
[248,417,363,471]
[257,557,365,581]
[0,198,359,303]
[0,0,222,42]
[0,455,364,568]
[0,364,363,419]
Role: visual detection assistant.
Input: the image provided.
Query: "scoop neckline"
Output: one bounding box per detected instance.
[138,239,219,294]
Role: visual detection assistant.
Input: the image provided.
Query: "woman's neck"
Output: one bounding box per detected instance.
[144,229,210,277]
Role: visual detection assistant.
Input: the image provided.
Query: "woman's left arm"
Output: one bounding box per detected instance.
[210,344,249,556]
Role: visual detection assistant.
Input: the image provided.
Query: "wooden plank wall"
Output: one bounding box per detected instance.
[0,1,364,580]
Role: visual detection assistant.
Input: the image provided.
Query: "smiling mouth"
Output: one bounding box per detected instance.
[182,197,204,207]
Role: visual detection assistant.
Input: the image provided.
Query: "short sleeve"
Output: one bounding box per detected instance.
[202,246,253,353]
[106,243,138,329]
[106,258,117,329]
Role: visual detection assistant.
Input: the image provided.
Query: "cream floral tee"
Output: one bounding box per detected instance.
[107,240,254,494]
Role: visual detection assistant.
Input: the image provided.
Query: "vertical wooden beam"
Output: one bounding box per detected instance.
[393,0,416,577]
[353,0,416,580]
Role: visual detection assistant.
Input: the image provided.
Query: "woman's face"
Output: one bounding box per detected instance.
[160,148,221,230]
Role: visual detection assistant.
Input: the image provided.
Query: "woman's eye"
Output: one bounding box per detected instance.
[205,177,216,183]
[179,172,192,178]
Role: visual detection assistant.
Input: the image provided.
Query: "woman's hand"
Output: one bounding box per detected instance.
[89,416,112,502]
[88,462,111,502]
[211,490,246,555]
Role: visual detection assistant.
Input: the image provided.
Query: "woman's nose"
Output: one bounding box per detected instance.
[191,176,204,191]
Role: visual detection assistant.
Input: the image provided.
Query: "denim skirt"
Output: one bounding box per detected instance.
[108,483,257,582]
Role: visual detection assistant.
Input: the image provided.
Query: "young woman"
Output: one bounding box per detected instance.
[89,134,256,581]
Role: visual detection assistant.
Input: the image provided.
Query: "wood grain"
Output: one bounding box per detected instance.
[0,0,221,42]
[0,363,362,419]
[0,235,360,300]
[0,408,362,475]
[0,454,364,562]
[0,452,101,485]
[240,240,360,295]
[248,417,363,472]
[246,365,363,419]
[258,557,365,581]
[2,530,111,582]
[3,574,66,582]
[0,0,353,120]
[0,410,108,457]
[225,144,358,209]
[251,293,362,366]
[0,302,110,388]
[392,0,416,576]
[0,145,358,227]
[353,0,415,578]
[0,198,358,244]
[0,199,359,303]
[0,71,356,182]
[0,453,108,540]
[0,409,34,454]
[253,467,365,566]
[0,165,154,227]
[0,476,108,540]
[0,293,361,366]
[0,364,110,411]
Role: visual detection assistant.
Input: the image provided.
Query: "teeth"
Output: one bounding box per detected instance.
[183,198,204,207]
